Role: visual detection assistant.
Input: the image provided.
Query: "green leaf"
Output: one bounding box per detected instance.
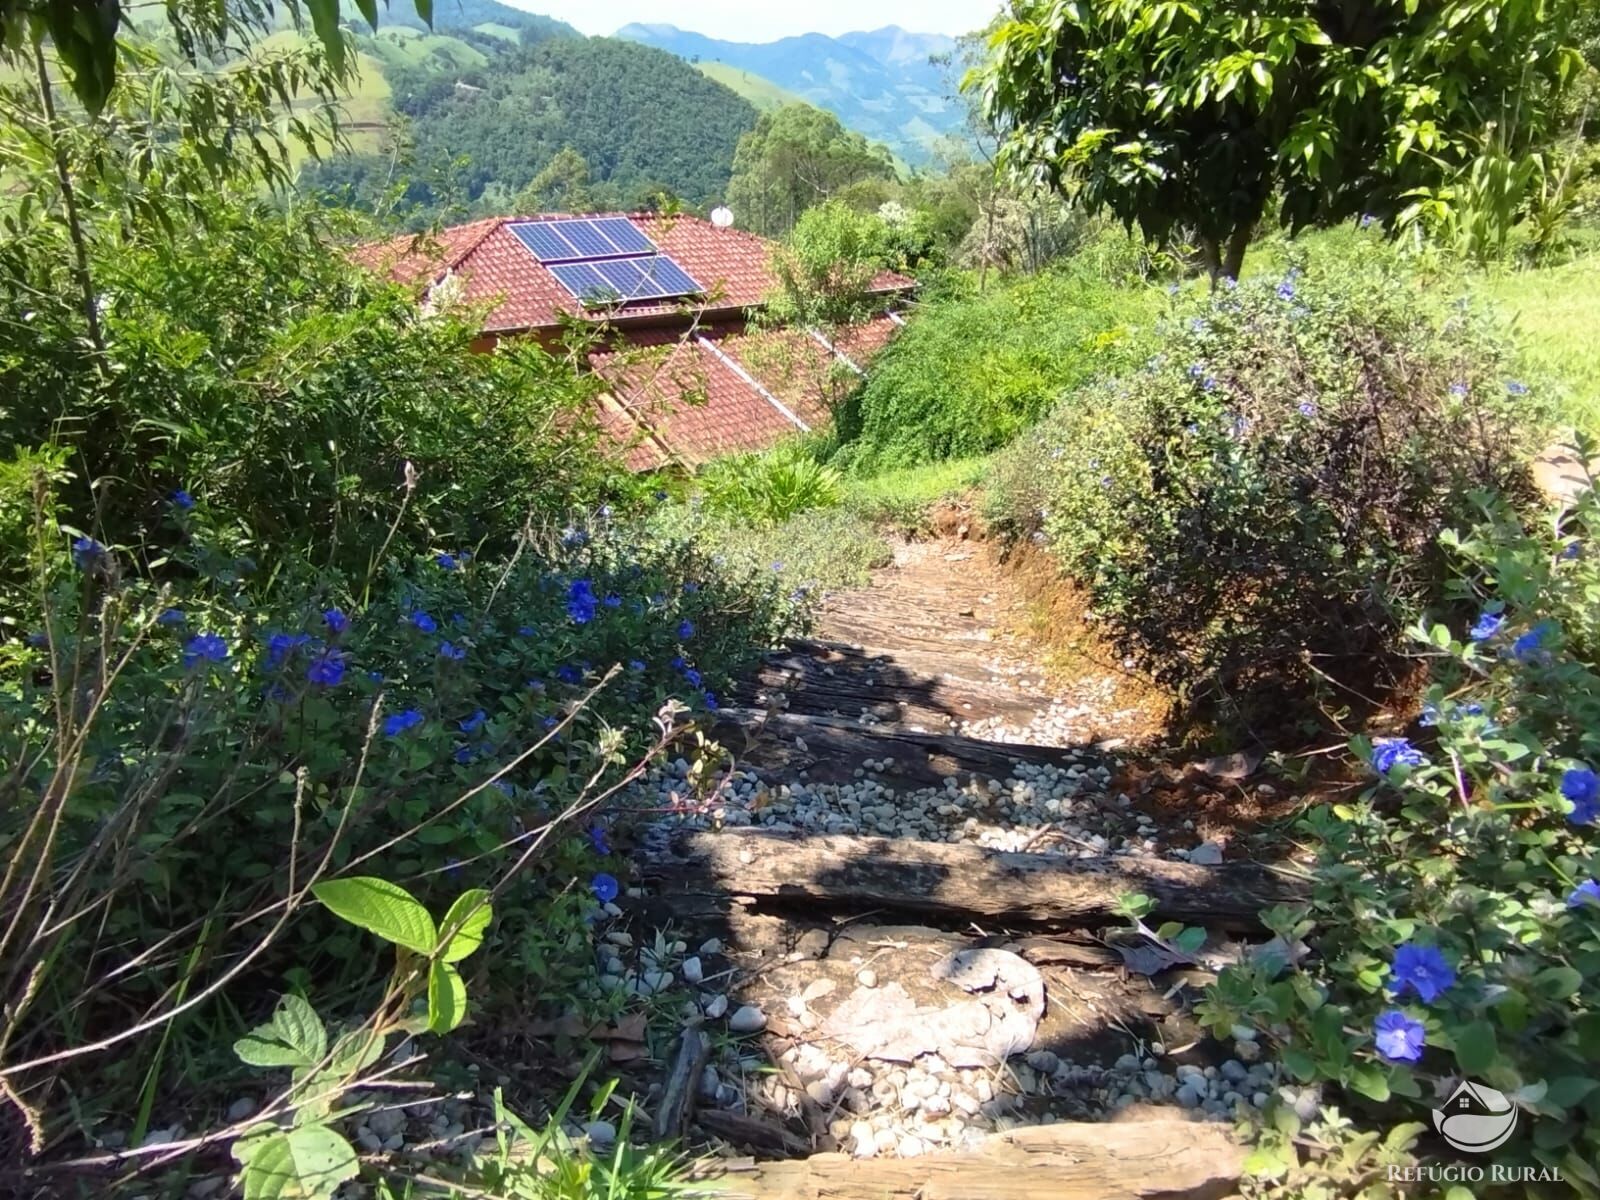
[1545,1076,1599,1109]
[234,995,326,1069]
[312,877,436,954]
[1348,1064,1390,1102]
[438,889,493,963]
[427,960,467,1034]
[234,1126,359,1200]
[1453,1020,1497,1076]
[327,1028,386,1078]
[1532,965,1582,999]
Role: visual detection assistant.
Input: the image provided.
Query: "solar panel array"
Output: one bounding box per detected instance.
[508,217,704,307]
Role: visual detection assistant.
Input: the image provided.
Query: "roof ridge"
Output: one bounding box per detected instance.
[440,216,508,276]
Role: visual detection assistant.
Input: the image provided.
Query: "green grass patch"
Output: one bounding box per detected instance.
[841,454,992,526]
[694,62,808,113]
[1473,255,1600,433]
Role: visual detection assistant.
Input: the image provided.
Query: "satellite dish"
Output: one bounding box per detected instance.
[710,206,734,229]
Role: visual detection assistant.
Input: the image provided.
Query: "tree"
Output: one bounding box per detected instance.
[517,147,597,213]
[726,104,895,236]
[764,200,893,330]
[971,0,1588,278]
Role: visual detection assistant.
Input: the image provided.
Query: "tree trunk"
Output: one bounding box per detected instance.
[1221,222,1253,283]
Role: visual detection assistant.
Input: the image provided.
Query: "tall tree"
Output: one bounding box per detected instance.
[517,146,598,213]
[726,104,895,237]
[972,0,1587,278]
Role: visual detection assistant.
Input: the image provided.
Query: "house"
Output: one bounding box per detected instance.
[353,212,913,470]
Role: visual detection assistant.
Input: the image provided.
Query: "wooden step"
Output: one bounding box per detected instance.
[698,1119,1243,1200]
[713,709,1103,788]
[640,827,1300,931]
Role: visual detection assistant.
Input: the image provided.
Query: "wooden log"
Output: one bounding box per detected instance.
[654,1026,708,1141]
[715,710,1099,787]
[701,1118,1242,1200]
[641,828,1298,930]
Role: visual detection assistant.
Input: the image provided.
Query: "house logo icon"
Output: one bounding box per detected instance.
[1432,1080,1519,1153]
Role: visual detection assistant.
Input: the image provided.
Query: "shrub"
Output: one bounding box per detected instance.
[698,444,845,525]
[832,265,1159,472]
[1201,483,1600,1192]
[0,197,614,589]
[987,263,1545,727]
[0,493,807,1155]
[646,498,891,592]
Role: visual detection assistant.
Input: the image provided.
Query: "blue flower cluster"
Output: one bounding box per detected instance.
[1372,942,1456,1063]
[1370,737,1426,774]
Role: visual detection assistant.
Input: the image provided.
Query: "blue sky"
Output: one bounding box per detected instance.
[497,0,1001,40]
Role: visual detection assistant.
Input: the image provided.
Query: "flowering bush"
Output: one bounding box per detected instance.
[986,262,1544,728]
[1200,481,1600,1191]
[0,498,809,1145]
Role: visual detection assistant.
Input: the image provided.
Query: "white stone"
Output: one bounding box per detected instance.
[856,968,878,987]
[729,1004,768,1033]
[584,1120,617,1145]
[681,956,704,985]
[703,993,729,1019]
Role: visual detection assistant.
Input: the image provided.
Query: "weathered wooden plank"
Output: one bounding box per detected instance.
[701,1119,1243,1200]
[641,828,1298,930]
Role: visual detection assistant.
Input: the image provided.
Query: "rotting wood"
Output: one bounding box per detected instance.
[715,710,1100,787]
[654,1025,708,1141]
[699,1118,1243,1200]
[641,828,1299,930]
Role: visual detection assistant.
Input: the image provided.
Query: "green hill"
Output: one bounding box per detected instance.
[694,62,808,113]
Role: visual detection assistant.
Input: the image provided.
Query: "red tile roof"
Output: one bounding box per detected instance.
[354,212,913,334]
[588,314,903,468]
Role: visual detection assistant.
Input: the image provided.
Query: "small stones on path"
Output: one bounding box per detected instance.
[728,1004,767,1034]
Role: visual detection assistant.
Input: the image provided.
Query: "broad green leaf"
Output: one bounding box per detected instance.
[234,994,326,1069]
[327,1027,386,1078]
[1545,1076,1598,1109]
[312,877,436,953]
[438,889,493,963]
[427,960,467,1034]
[304,0,348,75]
[235,1126,359,1200]
[1453,1020,1497,1076]
[1347,1064,1390,1102]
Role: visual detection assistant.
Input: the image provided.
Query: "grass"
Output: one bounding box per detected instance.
[1473,255,1600,433]
[473,21,522,42]
[694,62,808,113]
[841,454,992,527]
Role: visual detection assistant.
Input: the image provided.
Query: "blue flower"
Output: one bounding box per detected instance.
[459,709,487,733]
[158,608,186,626]
[453,744,477,765]
[678,619,695,640]
[1359,213,1377,228]
[265,632,310,666]
[436,552,460,571]
[1506,380,1529,396]
[589,825,611,856]
[683,668,702,688]
[72,537,106,569]
[603,593,622,608]
[590,872,620,903]
[170,489,195,510]
[324,608,349,635]
[567,579,598,624]
[1418,701,1440,727]
[703,690,719,711]
[1561,767,1599,825]
[526,679,545,692]
[518,625,536,637]
[383,709,424,737]
[439,641,466,661]
[1448,381,1469,399]
[1371,737,1426,774]
[1511,621,1556,662]
[1373,1009,1425,1063]
[683,581,699,594]
[452,612,466,626]
[491,779,513,797]
[1567,879,1600,908]
[306,650,346,688]
[671,655,686,670]
[1297,401,1317,417]
[411,612,438,634]
[1468,610,1503,641]
[542,715,559,729]
[1390,942,1455,1003]
[555,664,582,684]
[1561,542,1582,561]
[182,632,229,668]
[1275,280,1296,301]
[628,659,646,672]
[561,526,587,547]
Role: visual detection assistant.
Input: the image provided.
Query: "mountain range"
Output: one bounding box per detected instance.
[615,22,966,166]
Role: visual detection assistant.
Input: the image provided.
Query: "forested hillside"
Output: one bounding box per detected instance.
[304,33,760,218]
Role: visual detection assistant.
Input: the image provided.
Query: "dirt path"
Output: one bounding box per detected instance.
[600,539,1295,1194]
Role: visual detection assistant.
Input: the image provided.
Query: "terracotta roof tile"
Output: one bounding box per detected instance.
[354,213,913,333]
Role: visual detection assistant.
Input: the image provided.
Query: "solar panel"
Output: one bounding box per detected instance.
[592,217,656,256]
[509,222,578,262]
[509,218,659,263]
[549,254,703,306]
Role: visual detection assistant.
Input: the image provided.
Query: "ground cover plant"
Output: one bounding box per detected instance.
[986,258,1545,731]
[1200,478,1600,1194]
